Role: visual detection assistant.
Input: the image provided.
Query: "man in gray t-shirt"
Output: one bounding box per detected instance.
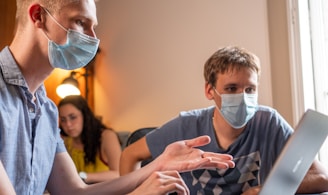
[146,106,291,194]
[120,46,328,194]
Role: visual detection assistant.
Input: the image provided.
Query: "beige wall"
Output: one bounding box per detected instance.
[94,0,293,131]
[267,0,294,126]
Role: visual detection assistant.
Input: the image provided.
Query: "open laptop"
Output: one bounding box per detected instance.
[259,109,328,195]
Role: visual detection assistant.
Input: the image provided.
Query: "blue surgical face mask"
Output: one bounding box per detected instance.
[43,8,100,70]
[214,88,258,129]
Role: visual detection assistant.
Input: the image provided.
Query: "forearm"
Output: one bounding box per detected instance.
[120,161,142,176]
[85,170,120,184]
[83,162,160,195]
[119,151,142,176]
[0,162,16,195]
[48,153,156,195]
[297,160,328,193]
[297,171,328,193]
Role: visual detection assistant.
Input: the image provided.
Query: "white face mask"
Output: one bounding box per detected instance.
[43,8,100,70]
[214,88,258,129]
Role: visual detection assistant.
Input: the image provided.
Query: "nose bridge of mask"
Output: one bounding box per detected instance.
[43,8,68,33]
[213,88,244,106]
[244,93,258,106]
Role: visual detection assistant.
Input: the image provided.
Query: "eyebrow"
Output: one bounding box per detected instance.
[223,83,258,88]
[85,17,98,28]
[79,11,98,27]
[223,83,237,87]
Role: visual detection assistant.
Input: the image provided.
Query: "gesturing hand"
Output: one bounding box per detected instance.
[129,171,189,195]
[154,135,235,173]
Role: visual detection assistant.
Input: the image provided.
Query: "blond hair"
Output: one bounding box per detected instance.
[15,0,81,27]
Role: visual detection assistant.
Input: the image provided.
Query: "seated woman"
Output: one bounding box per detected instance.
[58,95,121,184]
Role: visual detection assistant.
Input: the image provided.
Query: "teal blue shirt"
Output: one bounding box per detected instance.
[0,47,66,195]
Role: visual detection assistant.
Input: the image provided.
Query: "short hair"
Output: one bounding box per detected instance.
[203,46,261,87]
[15,0,81,27]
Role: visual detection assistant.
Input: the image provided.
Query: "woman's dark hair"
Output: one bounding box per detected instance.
[58,95,109,165]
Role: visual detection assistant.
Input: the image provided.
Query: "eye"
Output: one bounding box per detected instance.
[245,87,256,94]
[60,117,67,123]
[68,115,77,121]
[76,19,85,27]
[225,86,237,93]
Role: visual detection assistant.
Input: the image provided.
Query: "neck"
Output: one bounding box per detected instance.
[9,31,54,94]
[212,109,245,150]
[72,136,84,149]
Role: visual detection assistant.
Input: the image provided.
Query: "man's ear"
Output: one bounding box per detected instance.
[29,4,44,28]
[205,83,215,100]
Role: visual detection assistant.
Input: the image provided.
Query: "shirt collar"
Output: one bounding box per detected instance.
[0,46,26,87]
[0,46,48,104]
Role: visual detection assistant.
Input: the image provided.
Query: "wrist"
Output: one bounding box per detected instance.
[79,171,88,183]
[151,156,164,171]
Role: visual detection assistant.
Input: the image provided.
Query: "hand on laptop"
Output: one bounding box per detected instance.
[241,186,261,195]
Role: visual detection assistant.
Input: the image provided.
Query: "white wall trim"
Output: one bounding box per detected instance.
[286,0,305,126]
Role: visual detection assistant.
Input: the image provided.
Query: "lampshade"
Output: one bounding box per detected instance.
[56,73,81,98]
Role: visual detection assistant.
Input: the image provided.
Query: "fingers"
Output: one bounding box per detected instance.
[202,152,233,160]
[181,156,234,171]
[181,152,235,171]
[195,159,235,170]
[152,171,189,195]
[184,135,211,148]
[184,136,235,170]
[160,171,189,194]
[163,183,188,195]
[202,153,235,168]
[202,153,235,169]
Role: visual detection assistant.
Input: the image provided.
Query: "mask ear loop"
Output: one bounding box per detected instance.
[212,87,222,97]
[211,86,223,115]
[43,7,68,33]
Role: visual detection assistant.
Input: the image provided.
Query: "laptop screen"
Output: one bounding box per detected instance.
[259,109,328,195]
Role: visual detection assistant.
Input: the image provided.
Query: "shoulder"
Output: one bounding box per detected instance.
[147,107,215,141]
[62,136,72,146]
[249,105,293,134]
[254,105,287,122]
[100,129,122,157]
[179,106,215,118]
[151,106,214,133]
[101,129,119,141]
[255,105,277,114]
[171,106,215,125]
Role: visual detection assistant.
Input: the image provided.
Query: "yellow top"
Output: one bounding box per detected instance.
[64,137,109,173]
